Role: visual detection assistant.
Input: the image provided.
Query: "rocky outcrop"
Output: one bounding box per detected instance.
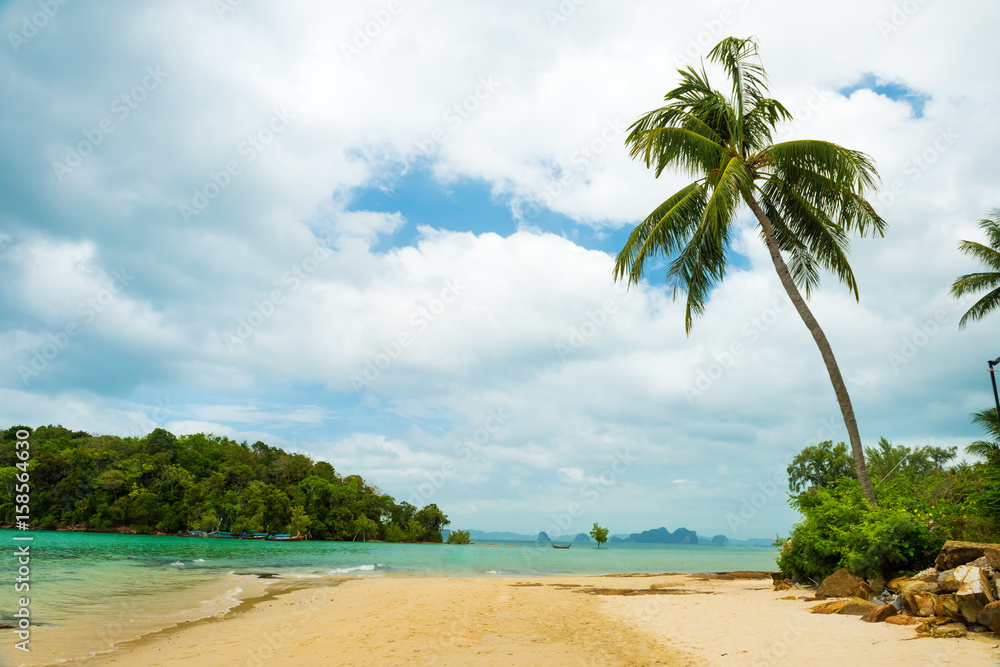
[815,568,871,600]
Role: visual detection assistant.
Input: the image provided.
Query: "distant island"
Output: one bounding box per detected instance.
[466,528,775,547]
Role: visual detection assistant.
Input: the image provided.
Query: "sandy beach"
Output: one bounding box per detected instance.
[53,573,998,667]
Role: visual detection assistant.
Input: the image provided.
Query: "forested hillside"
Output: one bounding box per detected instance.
[0,426,449,542]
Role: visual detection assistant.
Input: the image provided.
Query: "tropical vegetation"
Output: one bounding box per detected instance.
[779,429,1000,582]
[950,209,1000,328]
[615,36,885,505]
[0,425,450,542]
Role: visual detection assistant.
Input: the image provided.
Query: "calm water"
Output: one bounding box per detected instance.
[0,530,778,665]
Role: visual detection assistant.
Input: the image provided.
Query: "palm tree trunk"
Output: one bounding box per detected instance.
[742,193,878,506]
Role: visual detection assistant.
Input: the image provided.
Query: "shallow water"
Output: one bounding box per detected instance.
[0,530,778,665]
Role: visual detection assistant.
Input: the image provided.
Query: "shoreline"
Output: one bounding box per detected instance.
[20,572,996,667]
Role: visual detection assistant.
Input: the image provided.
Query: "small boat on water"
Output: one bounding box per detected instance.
[240,532,268,540]
[204,530,239,539]
[552,544,571,549]
[267,532,307,542]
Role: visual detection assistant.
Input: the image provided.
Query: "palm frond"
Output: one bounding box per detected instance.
[614,182,707,287]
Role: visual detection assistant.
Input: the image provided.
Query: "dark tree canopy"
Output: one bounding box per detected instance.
[0,425,448,542]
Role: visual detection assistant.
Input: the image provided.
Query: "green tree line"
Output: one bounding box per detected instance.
[779,424,1000,582]
[0,425,449,542]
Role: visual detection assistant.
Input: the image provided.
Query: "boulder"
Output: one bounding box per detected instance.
[861,603,898,623]
[869,573,886,595]
[816,568,871,599]
[957,596,986,625]
[809,600,847,614]
[888,570,939,594]
[935,540,1000,570]
[885,615,920,626]
[954,565,996,605]
[934,593,962,622]
[838,598,879,616]
[929,623,969,639]
[901,591,937,617]
[773,580,794,592]
[976,600,1000,634]
[937,569,961,593]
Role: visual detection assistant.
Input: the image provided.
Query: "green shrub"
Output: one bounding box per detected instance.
[779,479,947,582]
[446,529,471,544]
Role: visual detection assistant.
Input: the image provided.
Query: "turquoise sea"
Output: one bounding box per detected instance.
[0,530,778,665]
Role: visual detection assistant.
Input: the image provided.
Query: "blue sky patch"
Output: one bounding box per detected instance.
[840,73,931,118]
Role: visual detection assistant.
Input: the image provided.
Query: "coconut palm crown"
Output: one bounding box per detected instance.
[615,37,886,505]
[950,210,1000,328]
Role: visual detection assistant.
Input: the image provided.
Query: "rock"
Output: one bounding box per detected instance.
[969,556,996,577]
[901,591,937,617]
[861,603,898,623]
[935,540,1000,570]
[815,568,871,599]
[890,594,905,611]
[888,571,939,594]
[929,623,968,638]
[838,598,879,616]
[957,596,986,625]
[967,623,991,633]
[954,565,996,605]
[773,580,794,592]
[937,569,960,593]
[885,615,920,626]
[869,573,886,595]
[809,600,847,614]
[934,593,962,622]
[778,595,797,600]
[977,600,1000,634]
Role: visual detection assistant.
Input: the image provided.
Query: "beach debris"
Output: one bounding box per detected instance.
[815,568,871,600]
[860,603,898,623]
[935,540,1000,570]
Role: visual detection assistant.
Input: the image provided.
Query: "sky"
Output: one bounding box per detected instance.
[1,0,998,539]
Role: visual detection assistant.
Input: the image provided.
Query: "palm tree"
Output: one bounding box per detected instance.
[950,210,1000,328]
[614,37,885,505]
[969,407,1000,464]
